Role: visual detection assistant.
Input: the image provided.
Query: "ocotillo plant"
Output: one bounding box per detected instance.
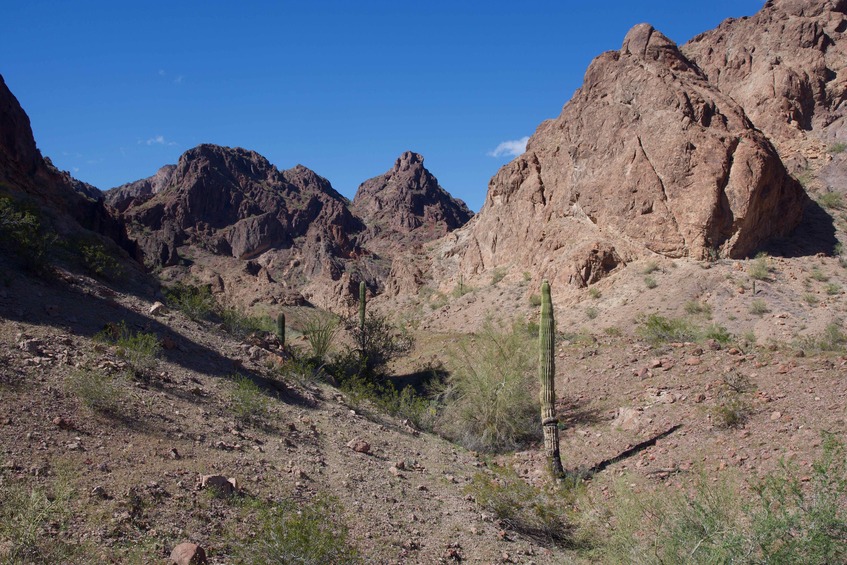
[359,281,366,331]
[277,312,285,347]
[539,280,565,478]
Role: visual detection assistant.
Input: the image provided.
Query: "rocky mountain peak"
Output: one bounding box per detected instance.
[621,24,687,66]
[352,151,472,255]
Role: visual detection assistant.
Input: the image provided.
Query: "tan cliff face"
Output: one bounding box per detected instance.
[444,22,807,292]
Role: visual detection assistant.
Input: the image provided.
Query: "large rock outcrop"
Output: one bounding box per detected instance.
[682,0,847,146]
[0,74,133,253]
[352,151,472,255]
[453,23,806,289]
[110,144,364,269]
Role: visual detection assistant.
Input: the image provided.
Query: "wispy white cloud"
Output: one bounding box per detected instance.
[141,135,178,147]
[158,69,166,77]
[173,75,184,85]
[488,136,529,158]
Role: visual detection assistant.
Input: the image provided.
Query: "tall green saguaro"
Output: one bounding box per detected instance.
[539,280,565,478]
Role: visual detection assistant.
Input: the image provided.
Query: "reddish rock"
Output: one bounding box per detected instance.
[347,438,371,454]
[452,22,805,289]
[169,542,208,565]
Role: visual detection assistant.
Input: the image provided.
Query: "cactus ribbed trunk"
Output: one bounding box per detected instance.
[277,312,285,347]
[539,280,565,478]
[358,281,366,331]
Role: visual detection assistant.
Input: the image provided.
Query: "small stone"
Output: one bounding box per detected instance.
[770,411,782,421]
[199,474,236,496]
[685,357,701,366]
[389,466,403,477]
[150,301,167,316]
[161,336,177,350]
[347,438,371,454]
[169,542,208,565]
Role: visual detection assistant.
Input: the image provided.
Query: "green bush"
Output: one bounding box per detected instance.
[750,299,769,316]
[220,307,274,339]
[642,261,660,274]
[466,464,576,546]
[96,321,160,373]
[704,324,733,344]
[68,236,124,281]
[819,191,844,210]
[437,322,539,452]
[797,323,847,352]
[637,314,697,345]
[810,267,830,282]
[164,282,217,321]
[590,435,847,564]
[585,306,599,320]
[233,496,359,564]
[829,141,847,154]
[749,253,772,281]
[0,477,81,563]
[684,301,712,317]
[339,313,413,383]
[826,283,841,295]
[229,374,270,425]
[643,276,658,289]
[588,287,601,299]
[65,368,125,414]
[490,267,507,285]
[0,195,56,273]
[529,294,542,307]
[302,311,340,364]
[339,375,437,432]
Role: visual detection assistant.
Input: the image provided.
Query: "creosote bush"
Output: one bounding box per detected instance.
[232,495,360,564]
[588,434,847,564]
[466,464,577,547]
[96,321,160,373]
[164,282,217,321]
[65,368,125,414]
[0,195,56,273]
[436,322,540,452]
[749,252,773,280]
[302,311,340,364]
[228,374,270,425]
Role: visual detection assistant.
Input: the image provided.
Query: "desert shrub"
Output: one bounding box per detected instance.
[590,435,847,564]
[798,323,847,352]
[749,253,772,280]
[302,311,340,364]
[65,368,125,414]
[220,307,274,339]
[466,464,576,546]
[0,475,83,563]
[684,300,712,317]
[643,276,658,289]
[588,287,601,299]
[339,375,437,432]
[804,293,820,306]
[819,191,844,210]
[704,324,733,344]
[96,321,160,373]
[164,282,217,321]
[437,322,539,452]
[490,267,507,285]
[228,374,270,425]
[829,141,847,154]
[642,261,660,274]
[338,313,413,383]
[66,235,124,281]
[810,267,830,282]
[0,195,56,273]
[529,294,542,307]
[712,397,751,429]
[637,314,697,345]
[233,495,359,564]
[826,282,841,295]
[585,306,598,320]
[603,326,622,337]
[750,299,769,316]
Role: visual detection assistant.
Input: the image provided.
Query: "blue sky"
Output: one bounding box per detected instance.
[2,1,763,211]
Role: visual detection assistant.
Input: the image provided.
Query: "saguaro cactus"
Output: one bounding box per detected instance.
[359,281,366,331]
[539,280,565,478]
[277,312,286,347]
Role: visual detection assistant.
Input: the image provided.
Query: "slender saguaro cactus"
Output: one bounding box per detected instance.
[277,312,286,347]
[358,281,366,331]
[539,280,565,478]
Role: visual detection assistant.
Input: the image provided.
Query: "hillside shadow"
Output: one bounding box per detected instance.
[759,197,838,258]
[391,366,449,394]
[0,271,314,409]
[557,395,604,429]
